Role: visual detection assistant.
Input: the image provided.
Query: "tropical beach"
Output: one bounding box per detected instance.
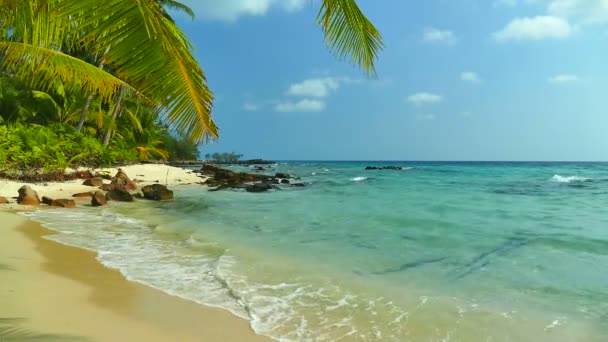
[2,0,608,341]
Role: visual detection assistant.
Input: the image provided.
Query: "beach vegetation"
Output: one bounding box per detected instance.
[0,0,381,173]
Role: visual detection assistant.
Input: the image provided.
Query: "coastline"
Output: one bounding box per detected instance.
[0,166,270,342]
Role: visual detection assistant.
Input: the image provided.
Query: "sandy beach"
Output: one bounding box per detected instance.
[0,165,269,341]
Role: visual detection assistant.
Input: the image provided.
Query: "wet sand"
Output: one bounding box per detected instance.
[0,211,269,341]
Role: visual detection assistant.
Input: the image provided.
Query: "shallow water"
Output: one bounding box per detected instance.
[25,162,608,341]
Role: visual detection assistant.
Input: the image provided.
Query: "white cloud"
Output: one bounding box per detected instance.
[461,71,481,83]
[494,16,572,41]
[548,0,608,25]
[243,103,259,111]
[179,0,305,21]
[287,77,341,98]
[275,99,325,112]
[422,27,458,45]
[548,74,580,84]
[406,92,444,106]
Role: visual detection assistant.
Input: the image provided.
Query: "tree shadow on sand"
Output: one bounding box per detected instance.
[0,318,89,341]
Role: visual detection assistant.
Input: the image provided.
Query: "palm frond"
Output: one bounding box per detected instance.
[317,0,383,77]
[160,0,195,19]
[57,0,218,143]
[0,42,136,103]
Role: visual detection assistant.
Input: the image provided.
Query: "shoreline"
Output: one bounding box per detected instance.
[0,210,269,341]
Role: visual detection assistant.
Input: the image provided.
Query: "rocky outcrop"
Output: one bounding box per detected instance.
[106,188,134,202]
[0,196,9,204]
[72,192,93,198]
[141,184,174,201]
[198,164,303,192]
[199,164,272,189]
[82,177,104,187]
[110,168,137,191]
[365,166,406,170]
[246,183,273,193]
[17,185,40,205]
[41,196,76,208]
[92,191,107,207]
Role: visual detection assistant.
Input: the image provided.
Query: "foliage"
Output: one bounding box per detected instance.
[0,0,381,171]
[162,135,200,161]
[205,152,244,164]
[0,124,112,170]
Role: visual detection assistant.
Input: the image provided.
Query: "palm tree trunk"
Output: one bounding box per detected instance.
[103,87,126,147]
[75,46,111,132]
[75,91,93,132]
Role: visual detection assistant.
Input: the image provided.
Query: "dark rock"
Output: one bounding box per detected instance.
[82,177,104,187]
[51,199,76,208]
[291,183,305,187]
[92,191,107,207]
[17,185,40,205]
[42,196,76,208]
[246,183,273,193]
[200,163,270,191]
[141,184,174,201]
[41,196,53,206]
[110,168,137,191]
[72,192,93,198]
[106,188,134,202]
[0,196,9,204]
[275,173,290,179]
[99,184,115,191]
[365,166,406,170]
[280,179,290,184]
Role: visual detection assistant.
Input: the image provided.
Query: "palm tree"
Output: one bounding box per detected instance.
[0,0,382,143]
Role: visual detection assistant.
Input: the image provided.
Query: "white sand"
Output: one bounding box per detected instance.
[0,164,206,205]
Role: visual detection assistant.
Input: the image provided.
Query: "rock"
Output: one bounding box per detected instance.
[92,191,107,207]
[275,173,290,179]
[110,168,137,191]
[200,163,270,191]
[17,185,40,205]
[82,177,104,187]
[291,183,305,187]
[106,188,134,202]
[72,192,93,198]
[41,196,53,206]
[52,199,76,208]
[41,196,76,208]
[280,179,290,184]
[246,183,273,193]
[0,196,9,204]
[365,166,405,170]
[141,184,174,201]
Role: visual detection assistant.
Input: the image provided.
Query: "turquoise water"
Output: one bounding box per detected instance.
[26,162,608,341]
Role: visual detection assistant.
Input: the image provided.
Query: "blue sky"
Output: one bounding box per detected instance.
[176,0,608,161]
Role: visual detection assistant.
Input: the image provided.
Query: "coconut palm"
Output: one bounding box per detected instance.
[0,0,382,143]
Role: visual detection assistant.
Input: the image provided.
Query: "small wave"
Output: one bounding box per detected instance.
[351,177,368,182]
[402,167,414,171]
[551,175,592,183]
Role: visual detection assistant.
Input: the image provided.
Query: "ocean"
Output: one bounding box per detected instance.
[24,161,608,341]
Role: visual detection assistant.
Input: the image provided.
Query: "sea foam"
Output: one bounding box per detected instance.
[551,175,592,183]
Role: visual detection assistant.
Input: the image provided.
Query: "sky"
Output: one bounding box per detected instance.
[175,0,608,161]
